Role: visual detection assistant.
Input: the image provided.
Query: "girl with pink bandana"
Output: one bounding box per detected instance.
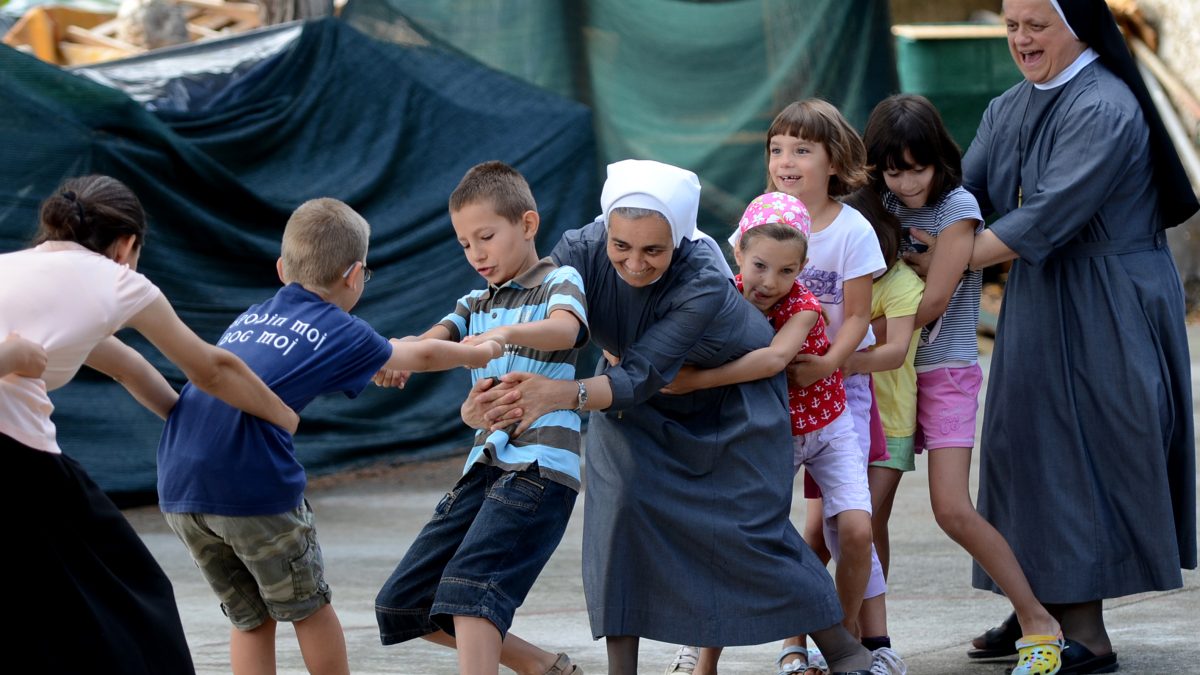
[663,193,881,675]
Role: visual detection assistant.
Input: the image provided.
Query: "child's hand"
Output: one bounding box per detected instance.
[841,351,865,377]
[601,349,621,366]
[787,353,836,388]
[469,340,504,367]
[373,368,411,389]
[660,365,701,395]
[2,333,48,378]
[463,327,510,348]
[903,228,936,278]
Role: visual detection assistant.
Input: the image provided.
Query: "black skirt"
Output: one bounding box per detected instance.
[5,433,195,674]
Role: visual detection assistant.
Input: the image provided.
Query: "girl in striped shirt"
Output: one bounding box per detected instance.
[864,94,1062,675]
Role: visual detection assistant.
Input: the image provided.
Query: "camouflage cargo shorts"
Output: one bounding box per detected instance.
[164,499,330,630]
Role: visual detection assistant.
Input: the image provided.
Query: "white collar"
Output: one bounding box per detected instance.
[1034,48,1099,90]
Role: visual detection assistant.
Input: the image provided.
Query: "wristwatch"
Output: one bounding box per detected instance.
[574,379,588,412]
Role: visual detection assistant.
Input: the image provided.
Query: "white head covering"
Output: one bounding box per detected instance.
[599,159,734,279]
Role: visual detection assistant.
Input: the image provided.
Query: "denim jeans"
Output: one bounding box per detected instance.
[375,463,577,642]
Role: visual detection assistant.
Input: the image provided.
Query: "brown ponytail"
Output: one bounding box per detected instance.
[35,175,147,255]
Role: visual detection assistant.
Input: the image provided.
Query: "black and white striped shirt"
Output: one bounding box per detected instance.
[887,186,983,369]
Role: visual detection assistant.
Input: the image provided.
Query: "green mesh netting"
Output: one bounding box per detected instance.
[345,0,899,232]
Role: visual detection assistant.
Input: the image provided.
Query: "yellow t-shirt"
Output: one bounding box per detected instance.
[869,260,924,437]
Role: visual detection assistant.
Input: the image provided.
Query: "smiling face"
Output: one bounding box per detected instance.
[883,150,936,209]
[606,212,674,288]
[734,233,807,312]
[450,201,537,286]
[1003,0,1087,85]
[768,134,837,204]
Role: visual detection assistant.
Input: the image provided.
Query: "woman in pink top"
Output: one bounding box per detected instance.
[0,175,298,675]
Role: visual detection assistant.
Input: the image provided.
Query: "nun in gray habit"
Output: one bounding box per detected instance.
[466,159,875,675]
[907,0,1198,671]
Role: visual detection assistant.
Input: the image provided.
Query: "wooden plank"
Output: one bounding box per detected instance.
[186,23,224,39]
[891,23,1006,40]
[176,0,260,24]
[64,24,141,53]
[1130,37,1200,123]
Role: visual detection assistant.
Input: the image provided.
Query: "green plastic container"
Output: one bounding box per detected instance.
[893,24,1022,151]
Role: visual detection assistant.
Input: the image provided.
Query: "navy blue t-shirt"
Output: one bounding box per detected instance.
[157,283,392,516]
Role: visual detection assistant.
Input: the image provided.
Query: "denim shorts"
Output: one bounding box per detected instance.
[375,463,577,643]
[164,500,329,630]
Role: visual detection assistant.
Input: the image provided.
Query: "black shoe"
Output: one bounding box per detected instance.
[1059,638,1119,674]
[967,611,1021,659]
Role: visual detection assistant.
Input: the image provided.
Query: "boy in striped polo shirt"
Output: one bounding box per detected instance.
[375,161,589,675]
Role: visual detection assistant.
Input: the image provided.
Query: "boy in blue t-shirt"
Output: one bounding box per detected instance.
[157,198,500,675]
[374,162,589,675]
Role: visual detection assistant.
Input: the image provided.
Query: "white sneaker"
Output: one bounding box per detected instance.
[869,647,907,675]
[665,645,699,674]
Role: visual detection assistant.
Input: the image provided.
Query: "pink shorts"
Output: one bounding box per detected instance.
[914,364,983,452]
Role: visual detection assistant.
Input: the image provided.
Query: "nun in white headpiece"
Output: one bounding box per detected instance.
[468,158,873,673]
[596,158,735,279]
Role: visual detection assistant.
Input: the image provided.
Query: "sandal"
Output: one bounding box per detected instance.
[805,645,830,674]
[968,612,1021,659]
[1059,639,1118,674]
[1012,635,1064,675]
[776,645,809,675]
[545,652,582,675]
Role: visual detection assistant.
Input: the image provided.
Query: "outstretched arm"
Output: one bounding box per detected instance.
[843,314,916,375]
[662,310,817,394]
[124,295,299,434]
[463,310,583,352]
[789,274,872,388]
[85,336,178,420]
[383,336,502,373]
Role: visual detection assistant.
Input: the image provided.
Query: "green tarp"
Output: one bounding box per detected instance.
[0,18,597,498]
[344,0,899,230]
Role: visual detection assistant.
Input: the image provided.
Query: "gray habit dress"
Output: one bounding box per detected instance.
[551,221,842,645]
[965,61,1196,603]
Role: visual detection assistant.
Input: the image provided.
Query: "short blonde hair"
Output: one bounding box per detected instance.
[281,198,370,287]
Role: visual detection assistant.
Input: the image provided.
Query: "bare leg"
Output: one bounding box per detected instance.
[858,593,888,641]
[830,509,872,636]
[809,624,872,672]
[422,628,560,675]
[803,498,832,564]
[867,465,903,578]
[927,448,1058,637]
[694,647,722,675]
[293,605,350,675]
[1049,601,1111,656]
[606,635,639,675]
[453,616,503,675]
[231,618,277,675]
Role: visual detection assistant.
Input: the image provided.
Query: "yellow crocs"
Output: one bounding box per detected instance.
[1012,634,1064,675]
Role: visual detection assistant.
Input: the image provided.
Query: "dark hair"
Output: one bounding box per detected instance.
[765,99,869,198]
[863,94,962,205]
[738,222,809,262]
[449,160,537,223]
[35,175,147,254]
[842,188,902,272]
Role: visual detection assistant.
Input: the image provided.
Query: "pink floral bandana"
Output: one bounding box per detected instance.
[729,192,811,246]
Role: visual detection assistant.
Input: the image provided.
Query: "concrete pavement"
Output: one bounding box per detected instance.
[125,325,1200,674]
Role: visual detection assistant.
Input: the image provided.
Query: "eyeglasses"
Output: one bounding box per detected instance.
[343,261,372,284]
